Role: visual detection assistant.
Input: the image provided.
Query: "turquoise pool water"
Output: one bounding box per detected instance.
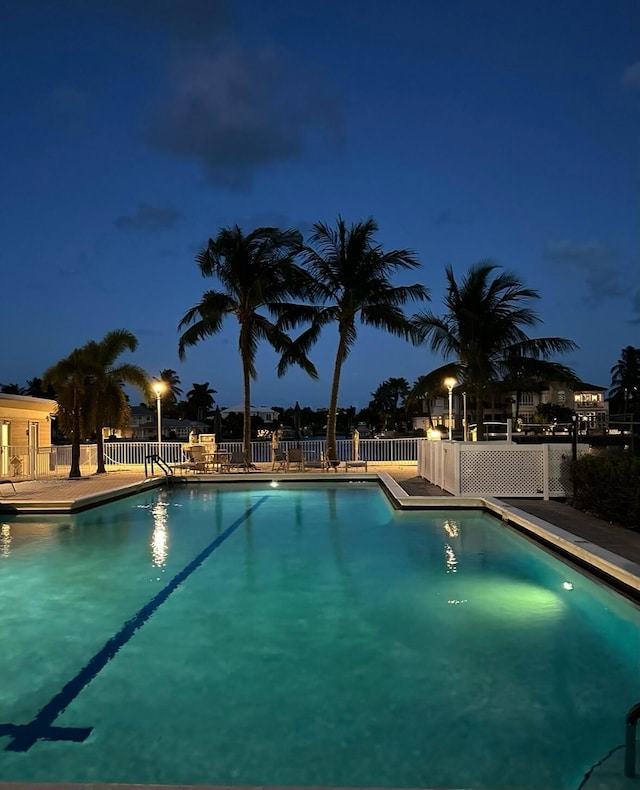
[0,482,638,788]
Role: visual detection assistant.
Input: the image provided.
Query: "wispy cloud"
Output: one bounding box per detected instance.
[145,47,343,190]
[544,240,625,304]
[115,203,182,231]
[622,61,640,89]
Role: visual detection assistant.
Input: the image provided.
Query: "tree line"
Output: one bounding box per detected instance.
[5,216,638,478]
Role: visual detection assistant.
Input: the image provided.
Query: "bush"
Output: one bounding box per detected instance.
[571,452,640,530]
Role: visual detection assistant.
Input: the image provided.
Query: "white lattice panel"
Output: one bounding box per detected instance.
[459,446,544,496]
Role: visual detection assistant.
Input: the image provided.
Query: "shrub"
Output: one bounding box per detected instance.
[571,452,640,530]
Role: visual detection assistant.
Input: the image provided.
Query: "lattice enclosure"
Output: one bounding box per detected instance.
[459,447,544,495]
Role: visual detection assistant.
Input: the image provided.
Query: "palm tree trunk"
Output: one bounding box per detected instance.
[242,353,251,467]
[475,386,485,441]
[326,330,348,461]
[70,388,82,479]
[95,412,106,474]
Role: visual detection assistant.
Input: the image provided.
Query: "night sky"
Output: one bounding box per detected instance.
[2,1,638,409]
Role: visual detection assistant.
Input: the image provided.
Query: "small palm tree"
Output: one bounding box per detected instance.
[158,369,183,415]
[178,225,318,463]
[610,346,640,421]
[185,382,217,422]
[43,348,92,478]
[413,261,576,439]
[295,217,428,459]
[83,330,150,474]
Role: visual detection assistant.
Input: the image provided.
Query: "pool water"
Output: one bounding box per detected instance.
[0,482,638,789]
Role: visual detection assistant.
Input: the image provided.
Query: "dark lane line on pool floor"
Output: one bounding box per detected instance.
[0,495,270,752]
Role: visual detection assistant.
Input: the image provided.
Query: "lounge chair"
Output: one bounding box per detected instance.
[271,449,287,471]
[345,458,368,472]
[304,452,328,472]
[324,450,342,473]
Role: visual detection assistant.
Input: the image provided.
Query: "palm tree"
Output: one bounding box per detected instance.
[406,366,460,432]
[178,225,318,463]
[1,383,25,394]
[296,217,428,460]
[157,369,183,416]
[185,382,216,422]
[83,330,150,474]
[413,261,576,439]
[610,346,640,423]
[370,377,410,431]
[43,348,92,478]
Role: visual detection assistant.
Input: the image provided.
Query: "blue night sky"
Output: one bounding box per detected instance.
[1,0,638,410]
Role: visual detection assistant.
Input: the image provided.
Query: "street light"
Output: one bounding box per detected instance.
[462,391,468,441]
[444,377,457,441]
[152,382,165,459]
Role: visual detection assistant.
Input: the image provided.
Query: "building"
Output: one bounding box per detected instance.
[110,406,208,441]
[0,393,57,477]
[220,404,278,422]
[411,380,609,436]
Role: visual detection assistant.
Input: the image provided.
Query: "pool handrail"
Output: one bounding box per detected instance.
[625,701,640,777]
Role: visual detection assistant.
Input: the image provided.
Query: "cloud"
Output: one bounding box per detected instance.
[115,202,182,231]
[145,47,344,189]
[544,240,625,304]
[622,62,640,89]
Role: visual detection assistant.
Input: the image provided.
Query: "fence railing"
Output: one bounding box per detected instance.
[1,438,419,480]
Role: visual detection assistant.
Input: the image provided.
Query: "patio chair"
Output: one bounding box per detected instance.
[286,447,305,471]
[226,450,251,472]
[324,449,342,473]
[271,449,287,471]
[172,445,208,474]
[303,452,328,472]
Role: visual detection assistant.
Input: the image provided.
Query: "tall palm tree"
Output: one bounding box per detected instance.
[178,225,318,463]
[413,261,576,439]
[83,330,150,474]
[43,348,92,478]
[295,217,428,460]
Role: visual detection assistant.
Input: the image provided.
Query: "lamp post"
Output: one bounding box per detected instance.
[152,382,165,459]
[444,377,457,441]
[462,391,468,441]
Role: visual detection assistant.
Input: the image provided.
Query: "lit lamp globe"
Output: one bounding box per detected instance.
[444,377,457,441]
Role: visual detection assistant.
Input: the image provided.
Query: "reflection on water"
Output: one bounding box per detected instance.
[150,500,169,569]
[1,523,11,558]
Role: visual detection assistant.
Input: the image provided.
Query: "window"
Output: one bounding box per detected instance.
[557,390,566,403]
[520,392,534,406]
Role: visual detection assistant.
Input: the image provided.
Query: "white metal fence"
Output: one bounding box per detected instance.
[418,440,589,499]
[1,438,420,480]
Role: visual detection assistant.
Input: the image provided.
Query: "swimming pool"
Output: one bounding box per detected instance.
[0,482,638,789]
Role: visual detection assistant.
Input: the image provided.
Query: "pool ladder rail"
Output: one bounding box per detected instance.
[625,701,640,777]
[144,454,174,481]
